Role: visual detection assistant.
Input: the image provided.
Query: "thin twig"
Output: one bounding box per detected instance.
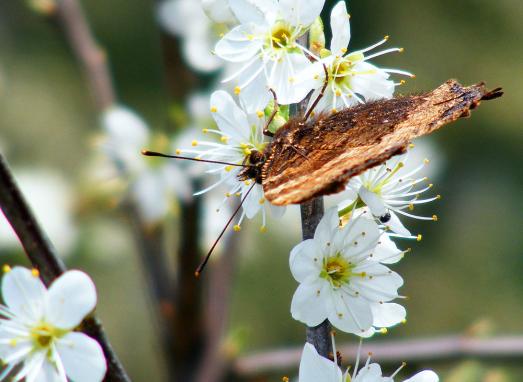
[0,153,130,382]
[233,335,523,376]
[295,31,332,359]
[54,0,115,109]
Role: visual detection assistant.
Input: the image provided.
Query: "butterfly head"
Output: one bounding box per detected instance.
[238,149,265,184]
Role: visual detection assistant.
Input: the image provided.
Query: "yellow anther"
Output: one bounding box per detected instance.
[335,90,342,97]
[244,180,251,186]
[408,203,414,211]
[235,192,241,197]
[259,198,265,205]
[234,86,241,95]
[239,143,248,148]
[2,265,11,273]
[417,234,423,242]
[225,192,231,197]
[341,47,347,53]
[400,80,406,85]
[31,268,40,277]
[256,110,264,118]
[260,226,267,233]
[332,108,338,113]
[313,74,320,80]
[175,149,182,155]
[408,143,415,149]
[191,140,198,147]
[243,148,252,155]
[288,76,295,83]
[384,35,390,40]
[424,158,430,164]
[398,162,404,168]
[401,319,407,324]
[282,377,289,382]
[399,47,405,53]
[233,225,241,232]
[411,74,417,78]
[428,183,434,188]
[436,194,442,200]
[210,106,217,113]
[432,215,438,221]
[380,328,388,334]
[225,165,233,172]
[219,33,224,38]
[195,156,202,160]
[202,128,209,134]
[220,136,229,143]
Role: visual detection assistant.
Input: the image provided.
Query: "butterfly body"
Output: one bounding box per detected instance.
[240,79,501,206]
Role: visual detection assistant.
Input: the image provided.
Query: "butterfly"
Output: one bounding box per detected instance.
[143,79,502,275]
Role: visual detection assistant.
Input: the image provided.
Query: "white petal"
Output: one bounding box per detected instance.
[34,360,62,382]
[329,1,351,55]
[351,62,394,101]
[386,211,411,236]
[279,0,325,26]
[326,289,373,335]
[242,184,263,219]
[269,203,286,219]
[56,332,107,382]
[370,302,406,328]
[183,36,223,72]
[132,170,171,223]
[291,281,328,327]
[373,234,403,264]
[237,64,272,113]
[298,343,343,382]
[229,0,268,24]
[202,0,236,23]
[267,53,312,105]
[359,187,387,217]
[210,90,251,141]
[403,370,439,382]
[215,24,263,62]
[353,362,384,381]
[313,207,339,244]
[157,0,207,37]
[343,216,380,256]
[289,239,321,283]
[45,270,97,330]
[1,266,46,323]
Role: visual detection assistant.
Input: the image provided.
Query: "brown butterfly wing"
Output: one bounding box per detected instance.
[262,80,499,206]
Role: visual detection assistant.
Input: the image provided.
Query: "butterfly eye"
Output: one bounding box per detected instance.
[379,212,392,223]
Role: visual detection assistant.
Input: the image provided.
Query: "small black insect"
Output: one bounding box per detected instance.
[379,212,392,223]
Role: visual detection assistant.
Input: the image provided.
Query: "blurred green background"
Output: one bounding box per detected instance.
[0,0,522,380]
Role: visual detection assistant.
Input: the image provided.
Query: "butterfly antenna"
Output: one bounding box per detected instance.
[194,181,256,278]
[304,63,329,121]
[141,150,252,167]
[263,89,278,137]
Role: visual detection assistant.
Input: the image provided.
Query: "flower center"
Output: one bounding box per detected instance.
[320,253,354,288]
[30,323,63,350]
[269,21,293,49]
[332,52,366,86]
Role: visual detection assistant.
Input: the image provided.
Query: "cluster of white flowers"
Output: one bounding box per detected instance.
[172,0,442,380]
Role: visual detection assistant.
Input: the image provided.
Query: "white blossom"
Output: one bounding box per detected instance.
[341,151,440,238]
[157,0,236,72]
[298,1,414,114]
[298,341,439,382]
[0,169,77,256]
[178,90,284,231]
[100,105,191,223]
[290,208,406,336]
[0,267,106,381]
[215,0,325,112]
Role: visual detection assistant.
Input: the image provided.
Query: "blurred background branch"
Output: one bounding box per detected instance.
[234,335,523,377]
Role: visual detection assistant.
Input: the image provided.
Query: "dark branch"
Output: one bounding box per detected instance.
[0,153,130,382]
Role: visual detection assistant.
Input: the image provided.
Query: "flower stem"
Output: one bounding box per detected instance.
[0,153,131,382]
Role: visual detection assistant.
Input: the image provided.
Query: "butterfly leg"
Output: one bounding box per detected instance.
[304,63,329,121]
[263,88,278,137]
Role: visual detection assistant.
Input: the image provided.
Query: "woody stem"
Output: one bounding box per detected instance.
[295,33,333,359]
